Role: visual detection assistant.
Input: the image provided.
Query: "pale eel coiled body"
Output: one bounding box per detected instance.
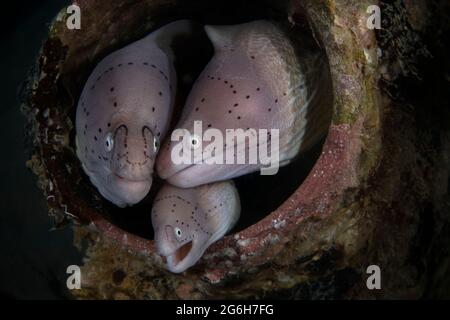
[76,21,193,207]
[156,20,332,188]
[152,181,240,273]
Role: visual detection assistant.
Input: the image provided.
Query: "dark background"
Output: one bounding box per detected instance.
[0,0,81,299]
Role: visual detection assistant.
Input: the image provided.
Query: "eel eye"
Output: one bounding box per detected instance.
[189,134,201,150]
[153,137,158,152]
[105,133,114,152]
[174,227,182,239]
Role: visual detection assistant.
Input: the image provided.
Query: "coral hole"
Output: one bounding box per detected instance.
[27,0,341,269]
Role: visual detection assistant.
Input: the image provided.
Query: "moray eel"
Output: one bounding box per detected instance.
[76,21,193,207]
[156,20,331,188]
[152,181,240,273]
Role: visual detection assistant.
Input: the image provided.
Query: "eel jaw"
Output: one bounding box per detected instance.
[110,173,152,207]
[164,240,197,273]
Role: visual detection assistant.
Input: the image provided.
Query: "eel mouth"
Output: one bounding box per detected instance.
[113,172,149,183]
[166,241,193,272]
[108,172,152,207]
[113,173,127,181]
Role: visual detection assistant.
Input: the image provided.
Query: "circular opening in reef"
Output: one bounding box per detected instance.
[67,0,333,241]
